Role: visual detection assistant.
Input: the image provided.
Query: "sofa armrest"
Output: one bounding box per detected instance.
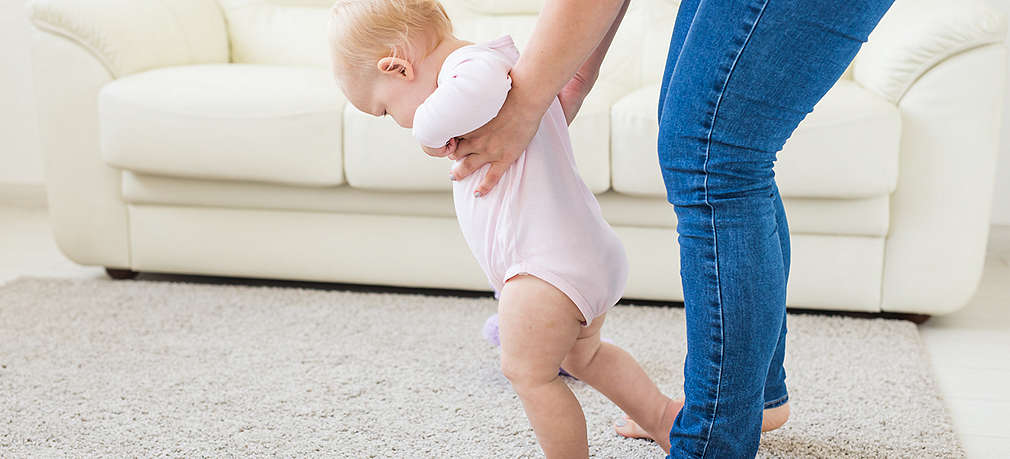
[880,42,1007,314]
[853,0,1006,103]
[28,0,225,269]
[28,0,229,78]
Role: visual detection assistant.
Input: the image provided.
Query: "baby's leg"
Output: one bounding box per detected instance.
[560,312,680,454]
[497,274,590,459]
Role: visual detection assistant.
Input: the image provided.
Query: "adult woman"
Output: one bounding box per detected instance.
[448,0,894,456]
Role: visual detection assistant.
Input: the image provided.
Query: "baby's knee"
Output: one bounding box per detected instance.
[500,353,557,389]
[560,337,602,378]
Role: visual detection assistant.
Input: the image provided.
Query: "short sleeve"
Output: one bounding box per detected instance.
[412,54,513,148]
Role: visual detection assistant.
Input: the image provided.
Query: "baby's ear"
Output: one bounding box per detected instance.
[377,56,415,81]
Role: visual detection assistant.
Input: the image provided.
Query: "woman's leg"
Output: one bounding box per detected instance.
[662,0,795,427]
[656,0,893,457]
[613,183,789,444]
[658,0,700,123]
[497,274,589,458]
[763,183,790,413]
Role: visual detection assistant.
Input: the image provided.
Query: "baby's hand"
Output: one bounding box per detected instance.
[422,137,459,158]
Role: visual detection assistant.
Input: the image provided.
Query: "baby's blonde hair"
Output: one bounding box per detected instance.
[329,0,453,74]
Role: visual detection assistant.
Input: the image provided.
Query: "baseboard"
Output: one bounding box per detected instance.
[0,182,47,208]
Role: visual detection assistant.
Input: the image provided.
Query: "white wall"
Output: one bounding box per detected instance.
[0,1,1009,223]
[0,1,43,185]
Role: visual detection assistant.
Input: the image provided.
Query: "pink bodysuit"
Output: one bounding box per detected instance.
[412,35,628,327]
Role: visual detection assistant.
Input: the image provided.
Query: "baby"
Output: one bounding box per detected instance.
[328,0,680,456]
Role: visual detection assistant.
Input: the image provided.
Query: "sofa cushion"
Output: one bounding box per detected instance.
[121,172,891,237]
[99,64,346,186]
[217,0,500,68]
[218,1,331,67]
[342,91,613,193]
[459,0,544,15]
[219,0,677,94]
[452,0,676,92]
[611,79,901,199]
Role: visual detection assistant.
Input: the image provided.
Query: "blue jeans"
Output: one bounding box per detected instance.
[658,0,893,457]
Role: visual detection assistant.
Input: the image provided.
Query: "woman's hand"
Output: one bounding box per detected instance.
[448,69,597,195]
[448,93,543,196]
[447,0,629,196]
[558,69,597,126]
[422,137,458,158]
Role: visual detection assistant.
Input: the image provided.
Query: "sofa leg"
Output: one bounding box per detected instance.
[882,312,932,324]
[105,268,139,280]
[904,313,931,325]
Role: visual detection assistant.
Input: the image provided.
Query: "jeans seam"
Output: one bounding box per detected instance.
[764,394,789,409]
[696,0,771,457]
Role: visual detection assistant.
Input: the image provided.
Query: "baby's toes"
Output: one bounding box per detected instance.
[614,416,653,441]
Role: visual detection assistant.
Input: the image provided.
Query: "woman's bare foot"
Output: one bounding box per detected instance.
[761,401,790,431]
[614,399,790,444]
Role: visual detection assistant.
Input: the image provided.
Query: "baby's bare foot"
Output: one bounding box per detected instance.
[614,399,790,447]
[614,398,682,452]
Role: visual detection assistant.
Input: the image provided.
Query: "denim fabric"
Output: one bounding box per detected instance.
[657,0,893,457]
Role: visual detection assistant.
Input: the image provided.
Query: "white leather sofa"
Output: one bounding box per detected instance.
[28,0,1007,315]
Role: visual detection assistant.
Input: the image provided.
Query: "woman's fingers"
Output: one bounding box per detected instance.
[450,153,490,182]
[475,162,508,197]
[447,154,509,197]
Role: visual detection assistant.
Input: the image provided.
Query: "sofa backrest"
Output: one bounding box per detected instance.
[217,0,333,66]
[216,0,681,102]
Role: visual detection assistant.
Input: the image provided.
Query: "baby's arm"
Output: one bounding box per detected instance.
[558,0,630,126]
[413,57,513,151]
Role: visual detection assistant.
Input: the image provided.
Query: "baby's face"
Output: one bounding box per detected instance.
[336,62,436,129]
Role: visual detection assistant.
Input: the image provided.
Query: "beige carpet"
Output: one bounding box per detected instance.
[0,277,963,457]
